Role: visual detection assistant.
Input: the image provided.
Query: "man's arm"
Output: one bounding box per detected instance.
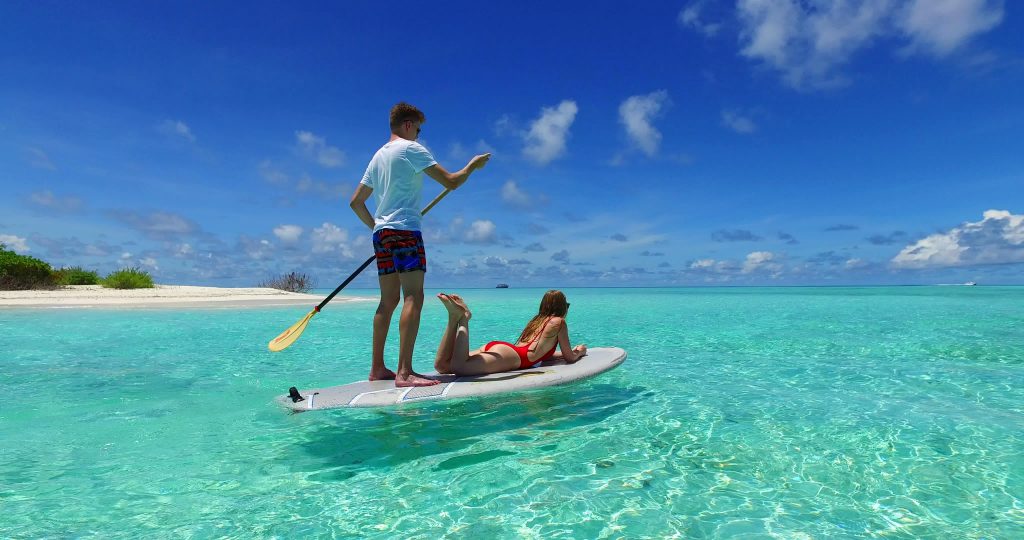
[349,184,375,230]
[423,153,491,190]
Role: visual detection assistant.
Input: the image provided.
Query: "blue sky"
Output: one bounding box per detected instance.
[2,1,1022,287]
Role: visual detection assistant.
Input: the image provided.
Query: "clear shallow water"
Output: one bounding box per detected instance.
[2,286,1022,539]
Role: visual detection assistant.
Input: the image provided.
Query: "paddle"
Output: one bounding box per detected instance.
[268,188,452,352]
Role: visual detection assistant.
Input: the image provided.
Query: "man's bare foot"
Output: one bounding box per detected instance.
[395,373,440,387]
[448,294,471,320]
[369,367,396,381]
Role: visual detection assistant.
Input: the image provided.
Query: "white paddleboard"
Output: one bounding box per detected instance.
[276,346,627,411]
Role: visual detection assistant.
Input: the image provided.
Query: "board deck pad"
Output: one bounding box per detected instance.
[276,347,627,411]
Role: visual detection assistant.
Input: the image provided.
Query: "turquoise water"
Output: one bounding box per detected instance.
[2,286,1022,538]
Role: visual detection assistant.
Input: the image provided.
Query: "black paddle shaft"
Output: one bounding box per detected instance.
[316,254,374,312]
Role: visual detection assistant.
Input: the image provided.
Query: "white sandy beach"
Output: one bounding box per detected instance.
[0,285,365,309]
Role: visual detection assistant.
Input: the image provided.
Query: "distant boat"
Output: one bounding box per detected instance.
[496,283,509,288]
[964,281,977,286]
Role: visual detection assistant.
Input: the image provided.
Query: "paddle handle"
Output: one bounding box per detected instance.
[315,188,452,312]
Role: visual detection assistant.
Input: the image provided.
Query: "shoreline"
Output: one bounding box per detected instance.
[0,284,368,309]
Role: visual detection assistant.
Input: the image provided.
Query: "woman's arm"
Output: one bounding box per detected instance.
[553,321,587,363]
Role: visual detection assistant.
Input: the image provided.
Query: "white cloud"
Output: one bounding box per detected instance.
[679,1,722,37]
[85,244,110,257]
[680,4,700,26]
[109,210,197,239]
[476,139,496,155]
[524,242,546,252]
[743,251,782,274]
[259,160,290,185]
[484,256,508,268]
[29,190,83,212]
[422,217,500,245]
[465,220,497,243]
[145,213,195,235]
[424,217,467,245]
[898,0,1004,57]
[259,161,346,200]
[297,177,345,199]
[494,114,515,136]
[523,100,578,165]
[176,243,193,258]
[448,140,495,163]
[737,0,888,89]
[112,252,168,273]
[240,238,273,260]
[311,222,356,258]
[891,209,1024,269]
[0,234,30,252]
[296,131,345,168]
[733,0,1003,90]
[619,90,670,157]
[501,180,530,207]
[273,225,303,243]
[845,258,869,269]
[689,258,737,274]
[721,109,758,134]
[160,120,196,142]
[448,142,467,161]
[26,147,56,170]
[296,175,344,199]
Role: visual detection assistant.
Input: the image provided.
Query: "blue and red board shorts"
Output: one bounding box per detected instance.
[372,229,427,275]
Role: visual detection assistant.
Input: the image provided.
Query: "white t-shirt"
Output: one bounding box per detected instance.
[359,139,437,232]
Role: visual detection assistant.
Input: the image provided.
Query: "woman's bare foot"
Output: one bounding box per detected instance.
[437,293,462,318]
[448,294,472,321]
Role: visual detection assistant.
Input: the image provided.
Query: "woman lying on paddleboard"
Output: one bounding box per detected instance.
[433,289,587,376]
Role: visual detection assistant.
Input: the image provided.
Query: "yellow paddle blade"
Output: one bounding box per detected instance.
[268,309,317,352]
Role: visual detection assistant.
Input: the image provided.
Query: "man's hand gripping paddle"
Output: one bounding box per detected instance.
[268,189,452,352]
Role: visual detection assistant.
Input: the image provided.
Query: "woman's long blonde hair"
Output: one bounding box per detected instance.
[517,290,569,345]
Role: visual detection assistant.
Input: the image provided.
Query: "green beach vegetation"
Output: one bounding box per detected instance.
[100,267,155,289]
[0,243,57,290]
[0,243,154,290]
[54,266,102,286]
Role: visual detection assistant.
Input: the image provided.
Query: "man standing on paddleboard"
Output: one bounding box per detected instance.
[350,102,490,387]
